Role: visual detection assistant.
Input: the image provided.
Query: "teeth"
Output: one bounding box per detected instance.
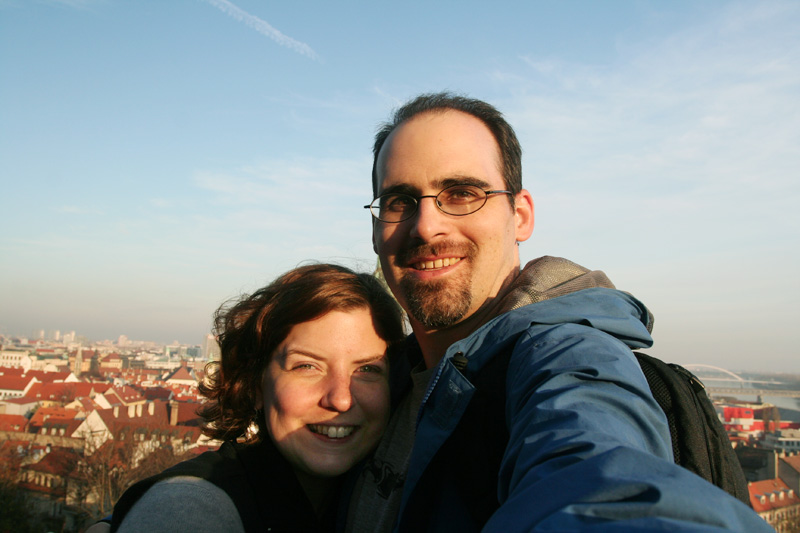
[414,257,461,270]
[309,425,355,439]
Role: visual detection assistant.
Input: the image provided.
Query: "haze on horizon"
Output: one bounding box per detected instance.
[1,0,798,373]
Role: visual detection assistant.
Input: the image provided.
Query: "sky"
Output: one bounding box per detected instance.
[1,0,798,372]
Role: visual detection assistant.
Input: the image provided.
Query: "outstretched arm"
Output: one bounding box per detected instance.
[487,324,768,531]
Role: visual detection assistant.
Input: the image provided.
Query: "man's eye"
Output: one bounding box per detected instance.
[357,364,383,374]
[381,195,414,212]
[443,187,480,203]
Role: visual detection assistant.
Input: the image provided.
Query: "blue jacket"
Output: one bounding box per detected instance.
[394,287,769,532]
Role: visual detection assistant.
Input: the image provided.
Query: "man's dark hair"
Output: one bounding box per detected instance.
[197,263,405,443]
[371,92,522,199]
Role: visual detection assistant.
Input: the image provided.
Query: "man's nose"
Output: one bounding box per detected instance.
[320,374,353,412]
[409,196,448,241]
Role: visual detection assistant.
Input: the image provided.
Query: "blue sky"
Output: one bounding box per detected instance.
[1,0,798,372]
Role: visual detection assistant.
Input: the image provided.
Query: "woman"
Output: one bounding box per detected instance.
[109,264,405,532]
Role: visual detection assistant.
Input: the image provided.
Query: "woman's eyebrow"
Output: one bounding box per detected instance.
[282,350,386,365]
[351,353,388,366]
[283,348,323,360]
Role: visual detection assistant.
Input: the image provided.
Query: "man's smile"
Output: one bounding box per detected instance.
[412,257,462,271]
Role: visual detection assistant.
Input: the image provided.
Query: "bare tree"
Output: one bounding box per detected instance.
[71,425,194,522]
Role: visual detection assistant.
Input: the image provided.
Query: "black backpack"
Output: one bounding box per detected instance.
[633,351,750,505]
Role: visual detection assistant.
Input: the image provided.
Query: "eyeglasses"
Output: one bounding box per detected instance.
[364,184,512,223]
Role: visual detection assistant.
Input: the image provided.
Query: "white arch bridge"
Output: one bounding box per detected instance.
[682,364,800,398]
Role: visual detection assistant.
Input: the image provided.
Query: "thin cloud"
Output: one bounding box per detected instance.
[57,205,104,215]
[203,0,319,61]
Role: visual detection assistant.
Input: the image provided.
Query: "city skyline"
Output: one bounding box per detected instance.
[1,1,798,371]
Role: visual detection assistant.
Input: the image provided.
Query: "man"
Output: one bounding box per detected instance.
[347,93,768,532]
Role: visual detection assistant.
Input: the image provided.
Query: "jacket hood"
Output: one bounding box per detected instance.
[448,286,655,377]
[497,256,653,332]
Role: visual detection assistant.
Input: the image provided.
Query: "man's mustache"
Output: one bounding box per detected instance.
[396,240,477,266]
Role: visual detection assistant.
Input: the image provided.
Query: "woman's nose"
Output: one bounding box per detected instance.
[320,374,353,412]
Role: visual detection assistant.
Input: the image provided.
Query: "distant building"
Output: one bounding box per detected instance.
[163,361,198,387]
[749,478,800,532]
[0,396,39,416]
[25,381,112,407]
[201,334,220,361]
[764,430,800,453]
[98,353,124,372]
[736,446,781,482]
[0,373,38,399]
[780,453,800,495]
[18,446,83,527]
[0,350,33,371]
[0,413,29,431]
[104,386,146,408]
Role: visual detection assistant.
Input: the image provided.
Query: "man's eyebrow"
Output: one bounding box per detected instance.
[436,175,492,190]
[378,183,418,196]
[378,175,493,196]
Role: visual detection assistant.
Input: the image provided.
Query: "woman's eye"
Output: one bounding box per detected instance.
[291,363,316,371]
[357,364,384,374]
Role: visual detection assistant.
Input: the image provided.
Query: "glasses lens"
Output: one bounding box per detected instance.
[437,185,487,215]
[375,193,416,222]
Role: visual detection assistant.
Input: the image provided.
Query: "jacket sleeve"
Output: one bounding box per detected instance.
[116,476,245,533]
[484,323,770,532]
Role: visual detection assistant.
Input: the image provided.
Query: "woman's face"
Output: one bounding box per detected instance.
[260,308,391,478]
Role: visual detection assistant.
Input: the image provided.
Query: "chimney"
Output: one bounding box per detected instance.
[169,401,179,426]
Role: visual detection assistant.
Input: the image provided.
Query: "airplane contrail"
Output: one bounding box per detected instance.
[203,0,320,61]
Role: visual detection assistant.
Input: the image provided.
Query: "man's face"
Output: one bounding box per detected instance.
[372,110,533,331]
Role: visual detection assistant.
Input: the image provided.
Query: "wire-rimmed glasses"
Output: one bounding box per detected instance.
[364,184,512,223]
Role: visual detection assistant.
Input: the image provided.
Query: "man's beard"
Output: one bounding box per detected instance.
[400,276,472,329]
[395,241,476,329]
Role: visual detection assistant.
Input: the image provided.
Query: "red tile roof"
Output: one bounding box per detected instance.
[0,375,36,392]
[749,478,800,512]
[25,381,111,402]
[142,387,174,401]
[0,414,28,431]
[165,365,196,383]
[20,369,72,383]
[95,400,170,431]
[0,396,39,405]
[105,385,145,404]
[24,447,81,476]
[28,406,80,427]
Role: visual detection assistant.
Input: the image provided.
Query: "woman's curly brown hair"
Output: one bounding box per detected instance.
[197,263,405,443]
